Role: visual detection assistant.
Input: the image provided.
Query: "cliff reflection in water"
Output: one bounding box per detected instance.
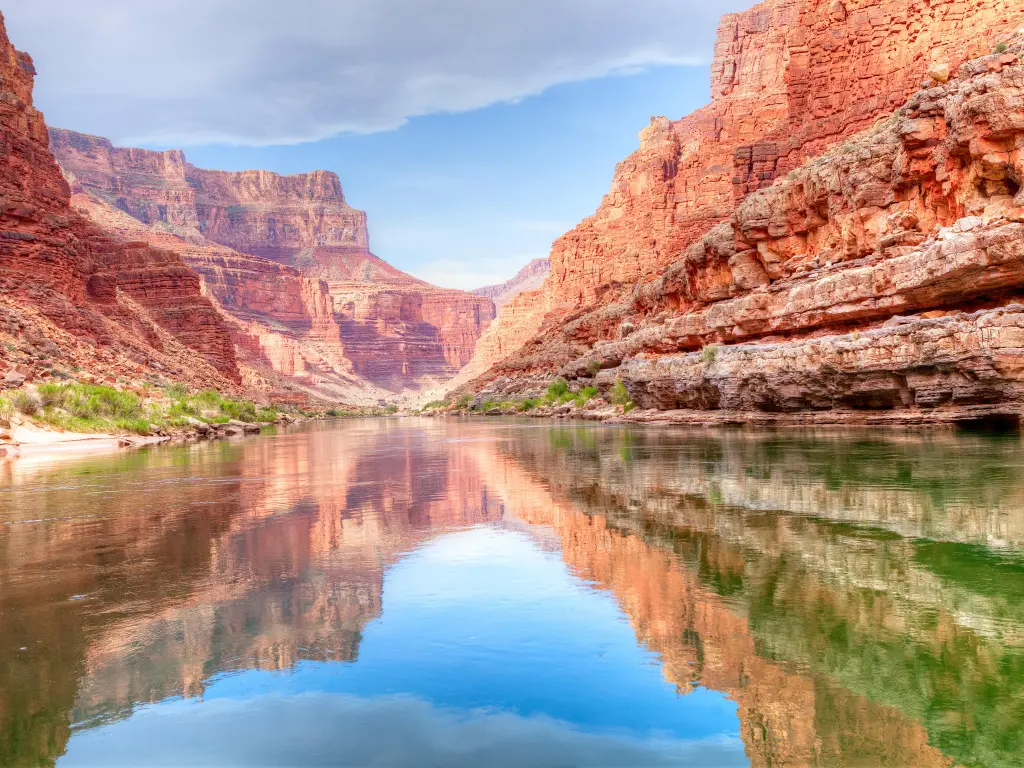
[1,420,1022,766]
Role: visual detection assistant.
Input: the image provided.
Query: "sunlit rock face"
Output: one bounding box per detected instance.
[461,0,1024,425]
[49,129,495,401]
[547,0,1024,311]
[0,13,240,387]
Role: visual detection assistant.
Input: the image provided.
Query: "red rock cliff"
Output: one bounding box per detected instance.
[0,14,240,387]
[462,0,1024,427]
[50,130,495,400]
[549,0,1024,311]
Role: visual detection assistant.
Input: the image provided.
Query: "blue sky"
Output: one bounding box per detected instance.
[183,65,713,289]
[4,1,753,289]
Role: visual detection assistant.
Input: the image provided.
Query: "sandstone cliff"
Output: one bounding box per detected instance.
[472,258,550,312]
[50,130,495,401]
[0,14,240,390]
[462,0,1024,427]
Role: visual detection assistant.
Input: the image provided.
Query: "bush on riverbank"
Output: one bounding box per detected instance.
[436,379,606,416]
[6,381,281,436]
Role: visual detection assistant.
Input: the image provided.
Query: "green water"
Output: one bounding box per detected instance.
[1,419,1022,766]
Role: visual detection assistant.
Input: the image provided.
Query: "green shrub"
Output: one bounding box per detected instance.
[456,393,473,409]
[700,344,719,364]
[0,397,12,428]
[114,418,152,435]
[256,407,278,422]
[586,360,602,376]
[994,42,1009,54]
[575,386,599,406]
[164,382,188,400]
[546,378,569,399]
[11,390,42,416]
[37,383,69,409]
[64,385,143,421]
[518,398,539,412]
[610,381,631,406]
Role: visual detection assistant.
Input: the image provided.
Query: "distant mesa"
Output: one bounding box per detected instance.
[472,258,550,313]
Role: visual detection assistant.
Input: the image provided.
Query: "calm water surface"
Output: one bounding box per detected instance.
[1,418,1023,766]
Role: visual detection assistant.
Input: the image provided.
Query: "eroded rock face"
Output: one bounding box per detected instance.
[463,1,1024,425]
[549,0,1024,311]
[0,14,240,387]
[47,130,370,270]
[51,129,495,399]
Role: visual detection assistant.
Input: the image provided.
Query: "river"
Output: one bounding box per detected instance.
[1,418,1022,766]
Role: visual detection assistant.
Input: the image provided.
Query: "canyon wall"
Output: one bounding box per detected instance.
[548,0,1024,310]
[0,14,240,389]
[50,130,495,401]
[463,0,1024,426]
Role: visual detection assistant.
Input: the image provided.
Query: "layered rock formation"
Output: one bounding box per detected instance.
[463,0,1024,426]
[0,14,239,389]
[49,130,495,401]
[472,258,550,312]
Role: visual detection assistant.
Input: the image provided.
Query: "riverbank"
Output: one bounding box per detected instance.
[424,395,1023,431]
[0,378,387,463]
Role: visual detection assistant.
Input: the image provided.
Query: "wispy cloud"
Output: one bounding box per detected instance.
[5,0,753,147]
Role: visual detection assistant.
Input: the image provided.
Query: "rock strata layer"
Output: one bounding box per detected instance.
[50,130,495,401]
[461,0,1024,427]
[0,14,241,389]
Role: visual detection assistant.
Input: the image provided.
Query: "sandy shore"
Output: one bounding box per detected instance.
[0,422,177,464]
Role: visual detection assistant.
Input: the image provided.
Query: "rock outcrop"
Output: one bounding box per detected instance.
[462,0,1024,426]
[472,258,550,312]
[50,130,495,401]
[0,14,240,389]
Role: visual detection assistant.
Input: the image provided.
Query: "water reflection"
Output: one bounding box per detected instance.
[1,419,1022,766]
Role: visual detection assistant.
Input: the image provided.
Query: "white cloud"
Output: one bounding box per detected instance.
[3,0,753,147]
[63,692,748,767]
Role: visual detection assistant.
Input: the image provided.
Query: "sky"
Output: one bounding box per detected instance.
[3,1,754,290]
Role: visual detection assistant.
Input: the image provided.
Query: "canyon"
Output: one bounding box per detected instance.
[1,5,499,409]
[49,129,495,404]
[460,0,1024,427]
